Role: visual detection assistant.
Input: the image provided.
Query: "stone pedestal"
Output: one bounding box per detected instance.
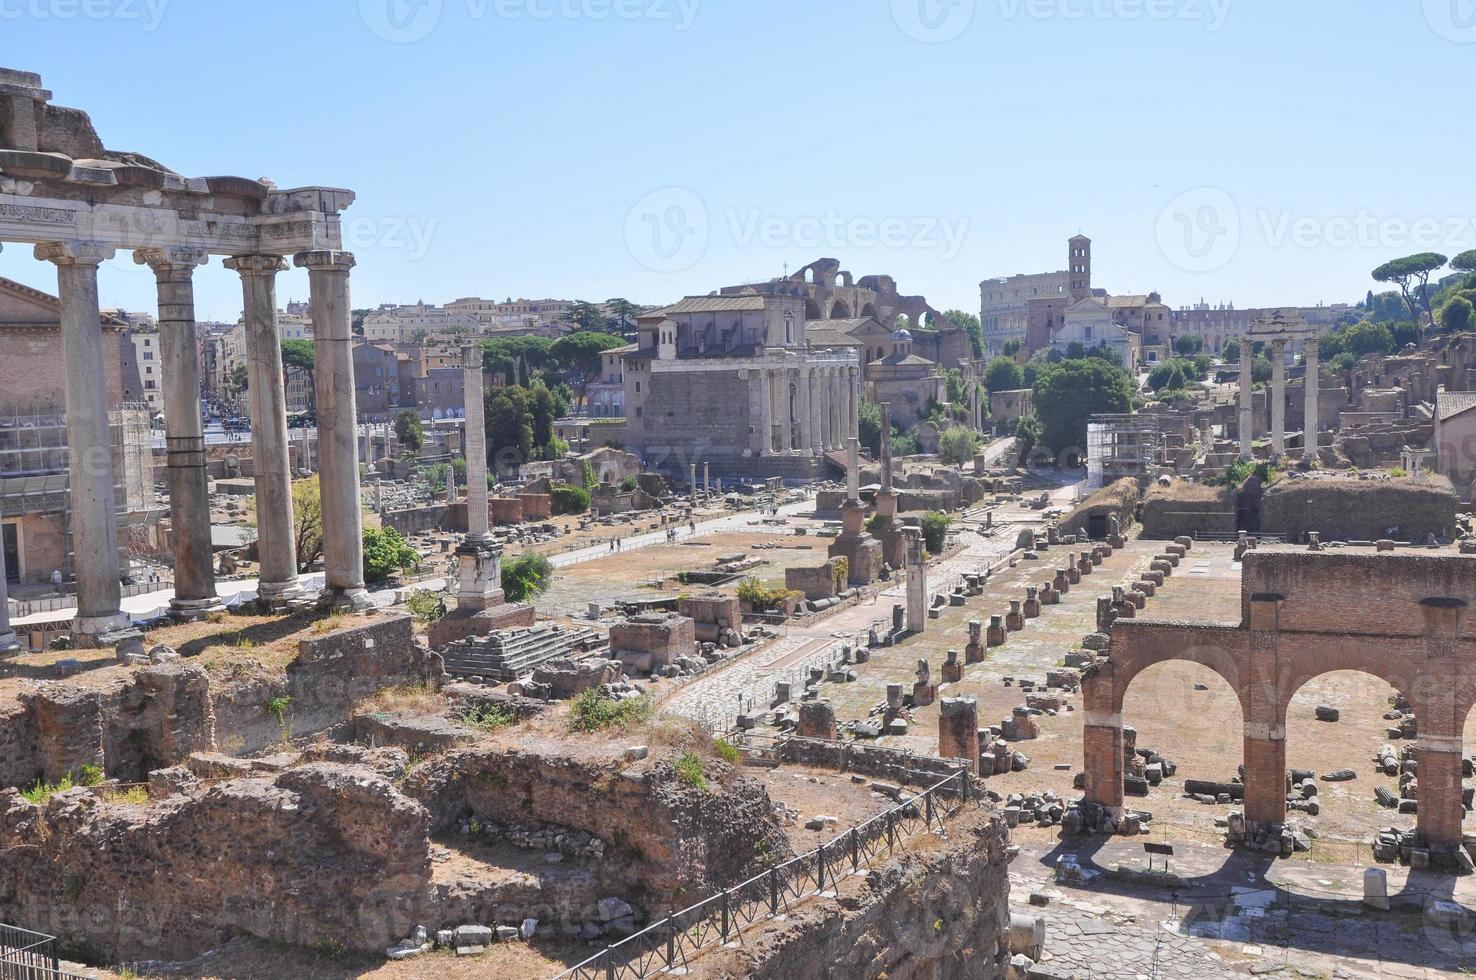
[1023,587,1042,618]
[1005,600,1025,632]
[912,659,937,706]
[456,541,505,611]
[796,699,838,741]
[941,649,964,684]
[904,528,927,634]
[1065,563,1080,585]
[39,242,130,642]
[1040,581,1060,605]
[938,697,980,773]
[1077,552,1093,577]
[987,615,1008,647]
[829,502,882,586]
[965,620,985,664]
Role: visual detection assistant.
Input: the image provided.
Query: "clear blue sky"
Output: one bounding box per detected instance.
[2,0,1472,322]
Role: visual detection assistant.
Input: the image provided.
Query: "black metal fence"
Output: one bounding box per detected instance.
[550,767,975,980]
[0,923,80,980]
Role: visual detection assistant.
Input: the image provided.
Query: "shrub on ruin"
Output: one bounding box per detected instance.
[502,552,553,602]
[362,525,420,583]
[393,410,424,452]
[922,511,951,554]
[569,689,652,733]
[22,774,76,805]
[714,738,741,765]
[938,426,981,466]
[549,484,590,515]
[459,702,516,732]
[737,577,787,610]
[674,752,708,792]
[620,475,639,493]
[407,589,448,624]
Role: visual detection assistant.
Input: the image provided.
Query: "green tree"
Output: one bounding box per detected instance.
[393,409,424,452]
[1222,338,1241,364]
[569,301,608,333]
[362,525,419,584]
[858,399,883,456]
[280,338,317,410]
[1441,296,1474,333]
[1147,361,1185,393]
[486,387,533,465]
[937,426,981,466]
[985,356,1025,393]
[1340,320,1397,357]
[550,331,625,408]
[1373,253,1448,334]
[291,477,323,574]
[1001,339,1023,358]
[502,552,553,602]
[1172,335,1204,356]
[480,336,554,386]
[549,485,590,514]
[1453,250,1476,275]
[921,511,951,553]
[1031,359,1134,462]
[1013,413,1042,462]
[229,363,249,393]
[605,297,641,337]
[936,309,985,359]
[527,381,559,456]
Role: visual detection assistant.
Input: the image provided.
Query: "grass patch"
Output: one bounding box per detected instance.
[459,702,516,733]
[674,752,708,792]
[22,775,75,804]
[569,690,652,733]
[103,786,150,806]
[714,738,741,765]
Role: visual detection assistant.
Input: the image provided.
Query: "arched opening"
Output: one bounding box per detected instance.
[860,303,877,320]
[1283,669,1410,861]
[804,298,822,320]
[830,300,851,319]
[1119,659,1244,816]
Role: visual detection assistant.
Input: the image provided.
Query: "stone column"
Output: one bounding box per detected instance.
[1238,339,1254,460]
[848,366,859,439]
[778,369,793,454]
[846,436,861,502]
[37,242,130,642]
[1270,339,1286,461]
[296,251,371,610]
[828,367,842,450]
[904,526,926,633]
[938,697,979,773]
[796,364,813,455]
[753,369,772,456]
[880,401,894,492]
[1303,343,1319,462]
[0,510,18,652]
[454,343,503,610]
[814,367,828,452]
[225,255,301,605]
[136,246,221,620]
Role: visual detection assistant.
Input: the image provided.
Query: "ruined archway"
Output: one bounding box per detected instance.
[830,299,851,319]
[1119,658,1245,814]
[860,303,877,319]
[804,298,822,319]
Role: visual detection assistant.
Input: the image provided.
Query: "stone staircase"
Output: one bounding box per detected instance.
[442,625,601,682]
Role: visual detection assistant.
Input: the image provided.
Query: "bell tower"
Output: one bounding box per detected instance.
[1068,234,1092,302]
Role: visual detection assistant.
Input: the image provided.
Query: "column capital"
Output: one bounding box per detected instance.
[224,254,289,277]
[294,249,356,273]
[34,241,115,266]
[134,245,208,273]
[461,344,481,370]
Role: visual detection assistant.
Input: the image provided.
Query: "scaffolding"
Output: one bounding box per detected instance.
[1086,414,1161,489]
[0,401,159,583]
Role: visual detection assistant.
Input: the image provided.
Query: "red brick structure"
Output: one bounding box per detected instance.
[1083,550,1476,863]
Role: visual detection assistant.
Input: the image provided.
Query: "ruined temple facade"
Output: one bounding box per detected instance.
[622,293,860,482]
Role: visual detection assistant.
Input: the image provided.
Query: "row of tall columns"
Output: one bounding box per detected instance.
[751,363,860,457]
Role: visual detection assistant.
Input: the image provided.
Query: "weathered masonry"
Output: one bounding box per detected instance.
[0,67,369,644]
[1083,549,1476,865]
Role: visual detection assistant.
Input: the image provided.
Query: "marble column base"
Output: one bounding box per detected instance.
[319,587,374,613]
[0,629,20,654]
[456,542,504,611]
[74,611,134,646]
[255,578,306,612]
[169,595,226,622]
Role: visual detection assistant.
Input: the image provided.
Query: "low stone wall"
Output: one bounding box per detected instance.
[382,504,451,537]
[1140,481,1236,539]
[774,736,966,786]
[694,803,1010,980]
[1058,477,1140,540]
[1260,475,1459,542]
[785,560,840,602]
[425,601,536,650]
[0,763,432,961]
[0,615,436,788]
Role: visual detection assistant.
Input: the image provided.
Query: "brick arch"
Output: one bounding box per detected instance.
[1085,623,1250,719]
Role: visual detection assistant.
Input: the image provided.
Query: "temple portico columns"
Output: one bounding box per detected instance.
[778,369,794,454]
[1270,339,1286,461]
[296,250,371,611]
[225,254,300,604]
[848,366,859,438]
[814,367,828,452]
[1238,339,1254,460]
[754,368,772,456]
[37,242,130,642]
[1303,344,1319,461]
[829,368,844,450]
[136,246,221,620]
[797,363,813,454]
